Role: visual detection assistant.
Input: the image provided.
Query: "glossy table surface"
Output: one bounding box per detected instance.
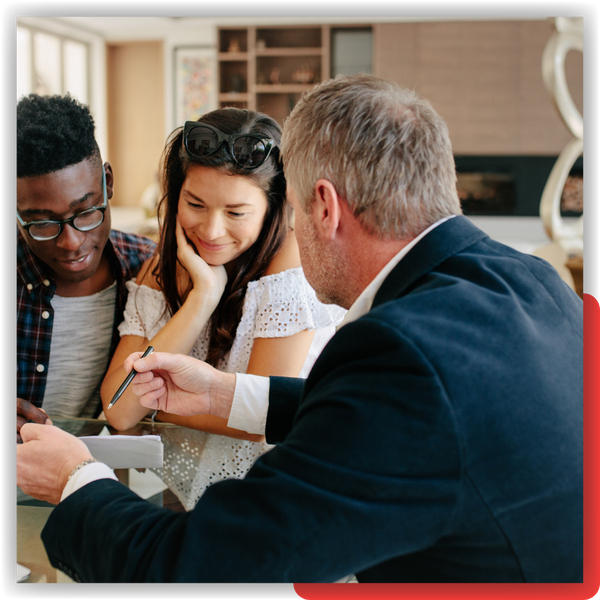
[17,417,187,583]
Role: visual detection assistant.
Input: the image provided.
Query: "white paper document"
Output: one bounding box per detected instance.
[79,434,163,469]
[17,563,31,583]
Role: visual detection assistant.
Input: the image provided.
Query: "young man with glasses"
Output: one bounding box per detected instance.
[17,94,155,441]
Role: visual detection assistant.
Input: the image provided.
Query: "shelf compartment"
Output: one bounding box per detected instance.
[219,29,248,53]
[255,27,322,50]
[219,61,248,95]
[256,55,321,86]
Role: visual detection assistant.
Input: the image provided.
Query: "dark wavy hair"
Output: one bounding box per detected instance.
[17,93,101,178]
[156,108,289,367]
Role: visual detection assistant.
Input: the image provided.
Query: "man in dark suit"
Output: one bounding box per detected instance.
[17,74,583,583]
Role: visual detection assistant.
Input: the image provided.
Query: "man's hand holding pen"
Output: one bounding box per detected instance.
[124,351,236,422]
[107,346,155,409]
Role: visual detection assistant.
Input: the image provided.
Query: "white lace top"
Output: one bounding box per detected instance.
[119,267,346,510]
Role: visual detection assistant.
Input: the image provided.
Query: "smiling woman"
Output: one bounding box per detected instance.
[177,164,268,267]
[99,107,346,509]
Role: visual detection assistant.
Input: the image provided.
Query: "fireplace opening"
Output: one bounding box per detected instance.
[454,155,583,217]
[457,172,516,215]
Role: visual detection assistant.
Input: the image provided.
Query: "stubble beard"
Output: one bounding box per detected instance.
[299,219,352,310]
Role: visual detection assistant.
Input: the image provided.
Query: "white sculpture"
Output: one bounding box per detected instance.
[539,17,583,257]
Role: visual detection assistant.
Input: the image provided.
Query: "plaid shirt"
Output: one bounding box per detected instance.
[17,228,156,408]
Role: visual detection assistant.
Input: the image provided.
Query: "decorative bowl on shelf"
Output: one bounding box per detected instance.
[292,65,315,84]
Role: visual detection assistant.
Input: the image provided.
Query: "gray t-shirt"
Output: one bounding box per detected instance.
[42,282,117,418]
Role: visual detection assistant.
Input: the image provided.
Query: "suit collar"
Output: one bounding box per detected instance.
[372,215,488,308]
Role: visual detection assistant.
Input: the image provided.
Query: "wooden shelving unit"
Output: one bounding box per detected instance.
[217,25,331,124]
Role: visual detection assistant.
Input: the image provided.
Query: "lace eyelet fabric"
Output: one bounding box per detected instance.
[152,427,273,511]
[119,268,347,509]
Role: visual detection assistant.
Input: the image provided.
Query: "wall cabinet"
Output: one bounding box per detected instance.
[217,21,581,156]
[217,25,331,124]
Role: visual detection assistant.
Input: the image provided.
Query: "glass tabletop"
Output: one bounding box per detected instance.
[17,415,269,581]
[17,417,190,582]
[17,417,187,511]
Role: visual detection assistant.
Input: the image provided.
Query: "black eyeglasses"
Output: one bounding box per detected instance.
[17,168,108,241]
[183,121,274,169]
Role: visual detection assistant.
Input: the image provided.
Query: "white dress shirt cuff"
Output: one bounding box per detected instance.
[227,373,270,435]
[60,462,118,502]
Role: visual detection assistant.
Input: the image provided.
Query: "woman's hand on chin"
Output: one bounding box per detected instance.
[175,217,227,310]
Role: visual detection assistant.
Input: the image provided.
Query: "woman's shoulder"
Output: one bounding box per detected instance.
[134,255,161,290]
[263,230,301,276]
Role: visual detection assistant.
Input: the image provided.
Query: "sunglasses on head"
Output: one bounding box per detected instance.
[183,121,274,170]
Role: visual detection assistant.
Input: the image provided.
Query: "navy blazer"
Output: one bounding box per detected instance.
[41,216,583,582]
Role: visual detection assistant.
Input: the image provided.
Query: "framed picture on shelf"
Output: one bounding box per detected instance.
[173,46,217,128]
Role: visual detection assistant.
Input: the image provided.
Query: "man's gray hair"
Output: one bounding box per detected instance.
[281,74,462,240]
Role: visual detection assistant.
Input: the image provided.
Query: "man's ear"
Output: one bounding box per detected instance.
[104,162,115,201]
[313,178,342,240]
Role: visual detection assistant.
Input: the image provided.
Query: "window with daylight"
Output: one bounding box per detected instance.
[17,24,89,103]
